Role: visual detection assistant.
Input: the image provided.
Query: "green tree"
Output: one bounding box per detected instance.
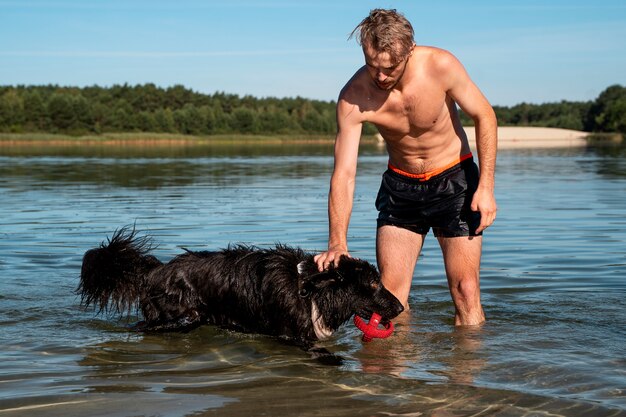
[174,104,207,135]
[131,83,164,112]
[91,102,112,133]
[153,108,176,133]
[0,89,25,131]
[23,90,47,131]
[111,99,135,131]
[166,84,194,109]
[198,105,216,134]
[47,93,74,131]
[230,107,259,133]
[300,107,324,132]
[4,82,625,136]
[70,94,94,132]
[585,84,626,133]
[135,111,158,132]
[603,98,626,133]
[211,102,231,133]
[258,105,295,133]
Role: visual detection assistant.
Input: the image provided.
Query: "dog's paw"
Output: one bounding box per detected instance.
[306,346,343,366]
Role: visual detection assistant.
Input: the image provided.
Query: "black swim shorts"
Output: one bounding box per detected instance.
[375,156,482,237]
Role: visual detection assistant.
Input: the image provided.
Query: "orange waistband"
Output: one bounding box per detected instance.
[388,152,473,181]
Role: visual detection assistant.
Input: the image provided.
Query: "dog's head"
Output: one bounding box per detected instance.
[297,256,404,330]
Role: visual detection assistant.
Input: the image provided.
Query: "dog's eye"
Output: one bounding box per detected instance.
[370,282,380,290]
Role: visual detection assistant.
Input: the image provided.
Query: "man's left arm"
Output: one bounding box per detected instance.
[437,49,498,233]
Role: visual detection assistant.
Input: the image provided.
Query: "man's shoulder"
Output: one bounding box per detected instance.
[413,45,453,56]
[412,46,463,81]
[338,67,371,102]
[414,46,457,65]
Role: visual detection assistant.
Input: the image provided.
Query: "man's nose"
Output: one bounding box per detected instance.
[377,71,387,81]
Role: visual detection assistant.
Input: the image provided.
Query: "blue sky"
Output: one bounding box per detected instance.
[1,0,625,106]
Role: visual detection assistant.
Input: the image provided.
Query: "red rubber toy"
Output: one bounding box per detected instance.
[353,313,394,342]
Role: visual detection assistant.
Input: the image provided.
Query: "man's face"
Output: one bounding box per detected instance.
[362,44,409,91]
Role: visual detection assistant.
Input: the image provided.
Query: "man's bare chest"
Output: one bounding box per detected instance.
[366,90,449,137]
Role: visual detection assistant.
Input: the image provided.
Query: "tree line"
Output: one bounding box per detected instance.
[0,83,624,136]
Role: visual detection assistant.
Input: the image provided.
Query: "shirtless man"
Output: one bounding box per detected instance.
[314,9,497,326]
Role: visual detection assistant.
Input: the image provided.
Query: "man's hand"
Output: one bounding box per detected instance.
[471,186,497,234]
[314,246,351,272]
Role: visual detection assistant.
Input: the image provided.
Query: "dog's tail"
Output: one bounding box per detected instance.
[77,227,162,314]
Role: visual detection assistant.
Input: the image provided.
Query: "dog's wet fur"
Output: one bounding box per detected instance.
[78,228,404,357]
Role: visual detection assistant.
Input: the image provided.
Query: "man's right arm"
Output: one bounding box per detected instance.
[437,49,498,233]
[314,97,363,271]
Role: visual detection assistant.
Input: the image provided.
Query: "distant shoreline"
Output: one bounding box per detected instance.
[0,133,337,147]
[0,127,622,149]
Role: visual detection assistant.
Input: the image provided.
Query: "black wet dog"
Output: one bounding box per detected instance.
[78,228,404,346]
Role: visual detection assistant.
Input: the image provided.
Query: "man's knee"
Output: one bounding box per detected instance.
[450,275,481,303]
[450,276,485,326]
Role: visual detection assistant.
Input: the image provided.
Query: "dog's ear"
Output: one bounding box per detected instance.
[297,261,315,298]
[299,275,338,298]
[297,261,340,298]
[297,261,308,275]
[335,255,377,282]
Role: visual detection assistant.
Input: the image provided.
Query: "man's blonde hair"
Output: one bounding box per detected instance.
[350,9,415,64]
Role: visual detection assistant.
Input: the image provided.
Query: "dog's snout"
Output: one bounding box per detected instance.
[380,295,404,321]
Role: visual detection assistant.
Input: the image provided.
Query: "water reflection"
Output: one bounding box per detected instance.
[497,143,626,180]
[0,158,339,188]
[0,142,387,189]
[70,321,618,417]
[355,312,486,386]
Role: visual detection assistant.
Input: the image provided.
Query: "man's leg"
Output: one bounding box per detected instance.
[376,225,424,310]
[437,236,485,326]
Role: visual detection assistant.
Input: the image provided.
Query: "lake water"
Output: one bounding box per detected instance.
[1,140,625,417]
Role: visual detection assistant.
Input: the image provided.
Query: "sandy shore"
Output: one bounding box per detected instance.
[374,126,594,149]
[464,126,589,149]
